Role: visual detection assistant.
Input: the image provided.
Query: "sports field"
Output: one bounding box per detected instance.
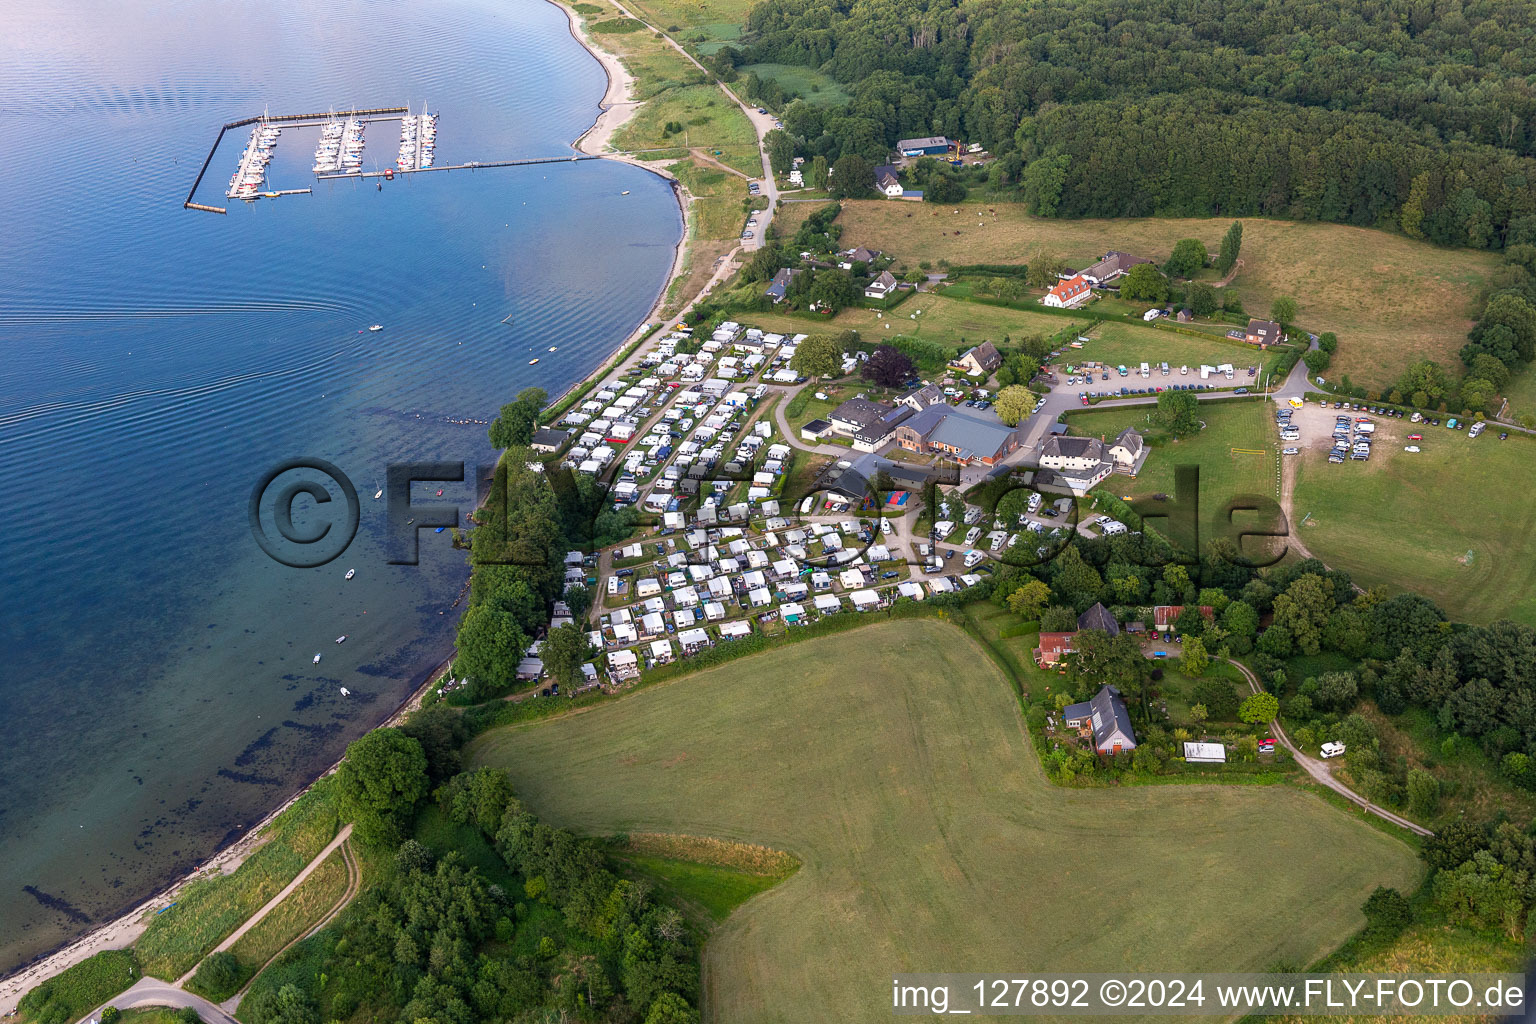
[776,202,1500,390]
[469,620,1422,1024]
[1066,399,1283,558]
[1291,427,1536,628]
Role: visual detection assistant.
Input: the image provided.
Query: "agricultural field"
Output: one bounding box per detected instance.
[1291,427,1536,628]
[736,63,851,106]
[780,202,1501,390]
[1065,399,1283,558]
[469,620,1421,1024]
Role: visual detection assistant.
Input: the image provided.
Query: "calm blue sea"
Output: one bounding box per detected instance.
[0,0,680,971]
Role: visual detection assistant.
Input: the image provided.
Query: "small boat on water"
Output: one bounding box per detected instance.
[344,568,356,580]
[621,190,630,195]
[312,653,322,664]
[548,346,557,352]
[373,489,382,500]
[435,489,444,496]
[368,324,383,332]
[340,686,351,697]
[529,358,539,365]
[335,635,347,644]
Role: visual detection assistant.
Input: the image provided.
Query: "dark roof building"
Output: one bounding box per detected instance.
[898,383,945,410]
[1079,250,1154,286]
[893,404,1019,465]
[1246,318,1284,347]
[765,266,801,303]
[897,135,950,155]
[955,340,1002,375]
[1062,685,1138,754]
[828,397,892,435]
[1077,601,1120,636]
[530,428,570,453]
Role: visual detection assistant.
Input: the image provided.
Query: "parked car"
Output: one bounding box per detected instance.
[1282,447,1299,455]
[881,570,899,579]
[1234,387,1249,394]
[1408,434,1422,441]
[1404,445,1421,453]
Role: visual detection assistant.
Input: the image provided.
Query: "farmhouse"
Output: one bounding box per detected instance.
[865,270,898,300]
[1078,251,1154,287]
[765,267,801,304]
[1062,685,1138,754]
[1245,318,1284,347]
[954,341,1002,376]
[1043,274,1092,309]
[877,172,904,198]
[837,246,882,270]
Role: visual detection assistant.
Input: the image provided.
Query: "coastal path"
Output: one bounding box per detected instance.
[1227,659,1433,837]
[174,823,354,985]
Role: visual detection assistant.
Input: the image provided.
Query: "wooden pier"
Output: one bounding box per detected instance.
[316,153,602,181]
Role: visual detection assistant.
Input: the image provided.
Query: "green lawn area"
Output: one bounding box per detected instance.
[468,619,1421,1024]
[737,63,852,106]
[747,293,1079,350]
[776,202,1501,391]
[1064,399,1283,559]
[1075,320,1263,375]
[1291,427,1536,627]
[133,784,339,980]
[14,950,139,1024]
[1499,364,1536,421]
[623,0,754,47]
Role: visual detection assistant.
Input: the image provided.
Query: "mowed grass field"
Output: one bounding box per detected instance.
[1066,399,1283,558]
[1291,427,1536,627]
[778,202,1500,389]
[1078,320,1263,374]
[468,620,1421,1024]
[745,293,1081,347]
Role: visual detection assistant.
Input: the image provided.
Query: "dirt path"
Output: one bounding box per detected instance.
[1227,659,1432,837]
[174,824,354,987]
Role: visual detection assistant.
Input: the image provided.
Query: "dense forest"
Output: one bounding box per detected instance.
[725,0,1536,250]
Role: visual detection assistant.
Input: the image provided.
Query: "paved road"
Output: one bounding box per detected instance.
[79,978,238,1024]
[1227,658,1433,837]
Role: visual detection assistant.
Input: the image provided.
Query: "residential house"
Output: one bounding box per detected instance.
[765,266,801,304]
[1043,274,1092,309]
[828,397,893,437]
[837,246,882,270]
[1245,319,1284,348]
[955,341,1002,376]
[1037,435,1114,495]
[1078,251,1154,287]
[877,172,904,198]
[1035,632,1077,667]
[1107,428,1145,471]
[1077,602,1120,636]
[530,428,569,454]
[1062,685,1138,754]
[865,269,898,299]
[898,384,945,411]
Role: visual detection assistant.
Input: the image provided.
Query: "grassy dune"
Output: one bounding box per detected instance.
[778,202,1499,390]
[469,620,1422,1024]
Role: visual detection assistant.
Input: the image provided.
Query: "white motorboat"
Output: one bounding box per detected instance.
[344,568,356,580]
[368,324,383,332]
[335,635,347,644]
[339,686,351,697]
[312,653,322,664]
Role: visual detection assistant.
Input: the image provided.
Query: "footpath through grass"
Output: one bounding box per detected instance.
[468,619,1421,1024]
[133,783,338,980]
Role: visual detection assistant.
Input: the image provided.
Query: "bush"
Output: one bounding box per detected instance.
[1361,886,1412,938]
[188,950,244,1002]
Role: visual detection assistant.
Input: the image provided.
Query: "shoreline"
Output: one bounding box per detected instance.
[1,4,699,1005]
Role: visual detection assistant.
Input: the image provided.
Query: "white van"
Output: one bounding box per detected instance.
[1320,741,1347,759]
[1140,361,1150,377]
[1356,422,1375,435]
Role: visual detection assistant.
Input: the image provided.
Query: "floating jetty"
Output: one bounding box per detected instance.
[396,108,438,171]
[225,121,280,201]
